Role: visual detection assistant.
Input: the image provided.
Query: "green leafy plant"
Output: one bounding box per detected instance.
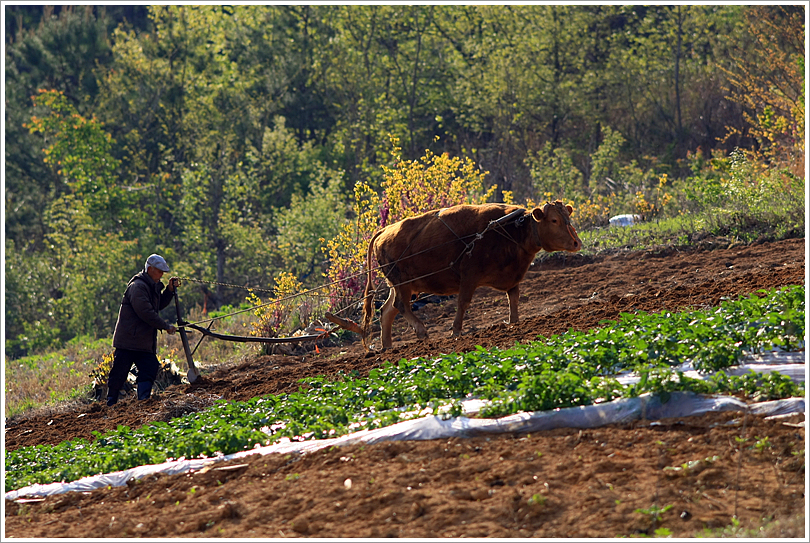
[527,493,547,506]
[635,503,673,523]
[5,285,803,493]
[754,436,772,453]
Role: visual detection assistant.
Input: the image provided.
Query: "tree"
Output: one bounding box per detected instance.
[722,5,804,175]
[273,167,348,285]
[319,5,459,186]
[605,5,744,162]
[436,6,614,201]
[4,195,141,356]
[25,90,134,232]
[4,6,114,246]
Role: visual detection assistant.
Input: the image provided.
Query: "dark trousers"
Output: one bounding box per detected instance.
[107,348,160,403]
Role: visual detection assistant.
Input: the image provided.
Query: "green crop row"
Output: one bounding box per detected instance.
[5,285,804,493]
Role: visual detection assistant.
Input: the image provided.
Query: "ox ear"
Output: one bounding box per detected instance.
[531,207,544,222]
[565,204,573,215]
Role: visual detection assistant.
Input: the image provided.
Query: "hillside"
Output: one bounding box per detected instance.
[4,236,805,538]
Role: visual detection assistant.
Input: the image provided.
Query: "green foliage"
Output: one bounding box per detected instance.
[322,6,460,185]
[5,88,146,354]
[5,286,803,492]
[575,145,804,255]
[721,6,804,174]
[273,167,348,284]
[4,6,115,244]
[634,504,673,523]
[25,90,133,231]
[4,198,142,356]
[526,142,584,202]
[5,337,113,419]
[248,118,333,213]
[678,149,805,240]
[590,126,626,195]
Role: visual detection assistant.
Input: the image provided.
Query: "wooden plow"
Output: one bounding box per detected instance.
[172,291,333,383]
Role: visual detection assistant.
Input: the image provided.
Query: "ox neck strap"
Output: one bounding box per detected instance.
[489,208,528,247]
[493,207,527,227]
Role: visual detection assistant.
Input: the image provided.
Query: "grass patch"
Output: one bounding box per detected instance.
[5,342,109,419]
[573,156,804,256]
[576,204,803,257]
[4,304,263,419]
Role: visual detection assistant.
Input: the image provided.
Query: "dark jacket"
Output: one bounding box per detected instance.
[112,271,174,353]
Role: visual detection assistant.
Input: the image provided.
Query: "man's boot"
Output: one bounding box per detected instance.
[137,381,153,400]
[106,390,119,407]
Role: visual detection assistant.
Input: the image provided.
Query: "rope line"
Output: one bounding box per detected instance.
[177,276,279,295]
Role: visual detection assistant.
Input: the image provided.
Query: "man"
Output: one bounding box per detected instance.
[106,254,180,406]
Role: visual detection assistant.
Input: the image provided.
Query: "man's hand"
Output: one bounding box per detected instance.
[168,277,181,291]
[167,325,177,335]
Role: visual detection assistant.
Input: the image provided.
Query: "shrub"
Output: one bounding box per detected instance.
[526,142,584,201]
[322,136,494,318]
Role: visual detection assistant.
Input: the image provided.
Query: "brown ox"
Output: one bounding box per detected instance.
[360,201,581,349]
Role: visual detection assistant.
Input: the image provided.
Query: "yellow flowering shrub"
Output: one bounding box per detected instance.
[322,135,494,317]
[574,194,616,229]
[248,271,307,341]
[632,174,673,218]
[379,136,494,226]
[322,182,382,313]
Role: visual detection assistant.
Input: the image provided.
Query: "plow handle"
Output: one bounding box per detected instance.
[173,289,199,382]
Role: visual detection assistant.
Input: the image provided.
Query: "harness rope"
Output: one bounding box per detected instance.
[435,207,527,272]
[176,203,575,335]
[177,209,530,326]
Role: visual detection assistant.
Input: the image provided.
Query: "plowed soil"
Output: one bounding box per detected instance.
[4,237,806,538]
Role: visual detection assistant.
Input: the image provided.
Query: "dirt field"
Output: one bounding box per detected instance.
[4,236,806,538]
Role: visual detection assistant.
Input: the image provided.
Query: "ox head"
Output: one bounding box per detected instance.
[530,201,582,253]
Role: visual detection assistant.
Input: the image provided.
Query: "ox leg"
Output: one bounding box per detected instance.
[452,284,475,337]
[506,285,520,324]
[379,287,399,350]
[394,287,429,341]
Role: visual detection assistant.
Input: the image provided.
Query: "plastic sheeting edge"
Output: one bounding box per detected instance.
[5,391,804,501]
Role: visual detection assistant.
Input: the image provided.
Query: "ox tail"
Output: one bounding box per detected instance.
[361,230,383,349]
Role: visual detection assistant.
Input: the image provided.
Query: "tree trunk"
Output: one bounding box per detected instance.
[674,6,683,148]
[216,240,225,305]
